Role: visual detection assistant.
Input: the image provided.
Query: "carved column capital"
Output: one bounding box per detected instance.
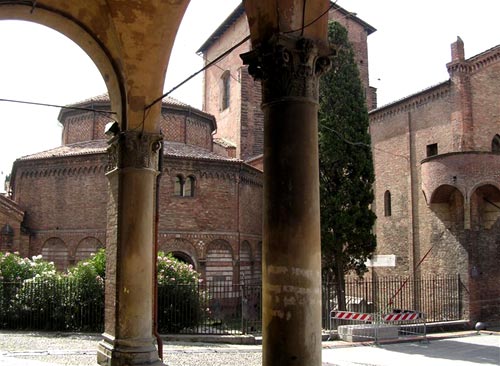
[107,131,162,170]
[241,34,331,103]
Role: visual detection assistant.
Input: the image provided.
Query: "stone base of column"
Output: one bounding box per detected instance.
[97,333,164,366]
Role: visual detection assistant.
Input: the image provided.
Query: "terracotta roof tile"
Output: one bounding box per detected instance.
[67,93,189,109]
[17,140,108,161]
[17,140,239,163]
[164,142,240,162]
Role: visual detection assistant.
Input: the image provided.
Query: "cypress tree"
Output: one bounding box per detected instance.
[319,21,377,310]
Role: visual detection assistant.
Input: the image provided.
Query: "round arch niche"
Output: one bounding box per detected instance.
[429,184,464,230]
[470,184,500,230]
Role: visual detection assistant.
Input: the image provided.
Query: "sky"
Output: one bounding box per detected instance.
[1,0,500,191]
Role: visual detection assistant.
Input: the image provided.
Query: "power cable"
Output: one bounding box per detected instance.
[283,0,337,34]
[144,35,250,112]
[320,124,409,161]
[146,0,341,112]
[0,98,117,122]
[197,53,241,84]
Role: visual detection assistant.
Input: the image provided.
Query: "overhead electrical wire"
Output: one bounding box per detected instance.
[2,2,350,128]
[320,124,410,161]
[145,0,339,112]
[144,35,250,112]
[0,97,117,122]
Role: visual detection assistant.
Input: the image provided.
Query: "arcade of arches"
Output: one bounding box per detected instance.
[0,1,331,366]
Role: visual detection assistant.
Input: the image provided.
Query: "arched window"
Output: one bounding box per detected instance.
[221,71,230,110]
[185,176,195,197]
[174,175,184,196]
[492,134,500,152]
[384,190,392,217]
[174,175,195,197]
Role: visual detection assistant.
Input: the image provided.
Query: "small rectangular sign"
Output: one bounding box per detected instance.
[365,255,396,267]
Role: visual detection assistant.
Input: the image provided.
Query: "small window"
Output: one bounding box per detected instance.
[426,143,438,157]
[174,175,183,196]
[492,135,500,152]
[384,190,392,217]
[185,176,195,197]
[174,175,195,197]
[221,71,230,110]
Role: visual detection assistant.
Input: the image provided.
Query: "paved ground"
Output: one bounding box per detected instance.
[0,330,498,365]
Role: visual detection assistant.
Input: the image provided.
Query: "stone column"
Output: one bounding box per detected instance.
[98,131,163,366]
[242,35,330,366]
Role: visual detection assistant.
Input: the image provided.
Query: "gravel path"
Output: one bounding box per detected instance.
[0,331,263,366]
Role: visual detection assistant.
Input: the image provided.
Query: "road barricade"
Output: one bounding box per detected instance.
[329,309,427,343]
[382,309,427,341]
[330,311,392,342]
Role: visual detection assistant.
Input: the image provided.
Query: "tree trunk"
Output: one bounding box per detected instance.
[335,252,347,311]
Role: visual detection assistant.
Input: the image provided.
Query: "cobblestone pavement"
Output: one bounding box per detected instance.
[0,330,499,366]
[0,331,262,366]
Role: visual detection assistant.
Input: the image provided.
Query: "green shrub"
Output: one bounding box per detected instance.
[157,252,203,333]
[0,252,57,327]
[0,252,56,283]
[13,270,67,330]
[65,249,105,331]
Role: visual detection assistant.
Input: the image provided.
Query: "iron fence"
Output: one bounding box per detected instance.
[0,275,462,334]
[322,274,463,329]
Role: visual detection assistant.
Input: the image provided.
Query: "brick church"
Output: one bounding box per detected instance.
[1,2,499,322]
[195,3,500,322]
[3,93,263,285]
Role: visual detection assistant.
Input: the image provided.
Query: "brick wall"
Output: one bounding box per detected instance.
[202,7,375,161]
[11,149,262,282]
[369,42,500,321]
[0,195,27,255]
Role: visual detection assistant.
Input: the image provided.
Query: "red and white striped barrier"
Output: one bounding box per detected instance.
[383,312,422,322]
[331,311,373,322]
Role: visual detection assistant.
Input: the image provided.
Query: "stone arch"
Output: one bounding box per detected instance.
[41,237,69,271]
[159,238,198,269]
[470,184,500,230]
[167,251,196,268]
[0,4,123,126]
[429,184,465,230]
[74,236,104,263]
[239,240,252,283]
[206,239,234,285]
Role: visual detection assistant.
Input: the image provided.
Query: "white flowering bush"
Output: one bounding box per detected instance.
[1,249,206,333]
[157,252,203,333]
[0,252,58,326]
[0,252,56,283]
[157,252,200,285]
[14,269,66,329]
[64,249,105,330]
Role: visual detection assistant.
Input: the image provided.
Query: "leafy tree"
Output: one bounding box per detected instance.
[319,21,377,310]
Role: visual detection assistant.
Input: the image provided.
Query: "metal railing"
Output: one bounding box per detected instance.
[322,274,463,329]
[0,274,462,334]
